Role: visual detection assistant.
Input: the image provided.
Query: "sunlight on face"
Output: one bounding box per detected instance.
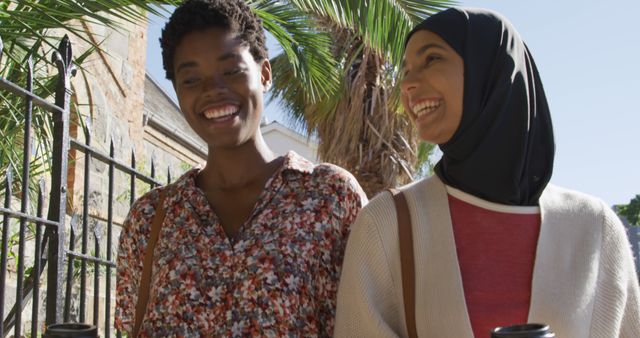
[173,27,272,149]
[401,30,464,144]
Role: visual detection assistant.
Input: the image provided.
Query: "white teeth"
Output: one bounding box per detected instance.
[412,100,441,116]
[202,106,239,119]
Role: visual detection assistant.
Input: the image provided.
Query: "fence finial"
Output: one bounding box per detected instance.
[27,53,33,72]
[93,221,103,241]
[131,148,137,167]
[51,35,76,81]
[70,213,79,235]
[83,116,92,141]
[4,164,14,191]
[38,177,46,193]
[150,157,156,180]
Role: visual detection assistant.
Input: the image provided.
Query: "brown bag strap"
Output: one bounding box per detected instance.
[132,188,169,337]
[389,189,417,338]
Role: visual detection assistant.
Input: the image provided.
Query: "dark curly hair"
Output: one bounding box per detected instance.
[160,0,268,81]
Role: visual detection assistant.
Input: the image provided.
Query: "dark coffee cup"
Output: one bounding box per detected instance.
[42,323,98,338]
[491,323,555,338]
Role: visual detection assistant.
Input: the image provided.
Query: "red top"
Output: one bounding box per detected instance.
[448,191,541,338]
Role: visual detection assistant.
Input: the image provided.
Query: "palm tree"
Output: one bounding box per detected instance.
[255,0,454,196]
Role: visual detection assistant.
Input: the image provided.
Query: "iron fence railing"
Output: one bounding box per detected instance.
[1,35,168,337]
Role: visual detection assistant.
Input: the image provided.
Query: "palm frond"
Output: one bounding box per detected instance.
[251,0,340,104]
[288,0,452,66]
[1,1,179,56]
[1,0,181,200]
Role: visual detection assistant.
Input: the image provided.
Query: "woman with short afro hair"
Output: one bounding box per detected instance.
[115,1,366,336]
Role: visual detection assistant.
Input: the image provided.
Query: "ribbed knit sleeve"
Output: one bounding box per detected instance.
[589,204,640,337]
[334,194,404,338]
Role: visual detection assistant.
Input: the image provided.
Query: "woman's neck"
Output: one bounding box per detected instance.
[198,133,279,191]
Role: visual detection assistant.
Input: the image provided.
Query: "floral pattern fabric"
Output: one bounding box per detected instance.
[115,151,366,337]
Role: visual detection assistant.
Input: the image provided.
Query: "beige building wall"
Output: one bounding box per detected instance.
[262,122,318,163]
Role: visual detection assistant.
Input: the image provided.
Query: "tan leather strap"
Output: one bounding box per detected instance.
[389,189,417,338]
[132,189,169,337]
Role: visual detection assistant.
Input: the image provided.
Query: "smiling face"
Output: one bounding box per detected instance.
[401,30,464,145]
[172,27,271,149]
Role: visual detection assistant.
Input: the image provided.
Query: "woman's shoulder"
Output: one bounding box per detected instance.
[302,157,360,189]
[126,187,163,221]
[126,168,197,223]
[356,175,444,223]
[285,151,367,201]
[540,184,623,233]
[365,175,444,207]
[313,161,361,187]
[541,184,611,216]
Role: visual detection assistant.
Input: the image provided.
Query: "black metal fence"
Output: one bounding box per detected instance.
[1,35,168,337]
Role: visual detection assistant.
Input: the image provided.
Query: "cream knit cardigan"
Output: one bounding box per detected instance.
[334,176,640,338]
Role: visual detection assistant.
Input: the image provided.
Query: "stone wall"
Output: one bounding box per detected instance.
[68,16,148,221]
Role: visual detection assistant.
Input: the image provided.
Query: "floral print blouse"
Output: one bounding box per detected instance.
[114,151,366,337]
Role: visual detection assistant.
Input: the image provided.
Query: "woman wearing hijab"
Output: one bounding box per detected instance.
[334,8,640,338]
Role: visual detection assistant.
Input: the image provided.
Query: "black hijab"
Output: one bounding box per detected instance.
[406,8,555,206]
